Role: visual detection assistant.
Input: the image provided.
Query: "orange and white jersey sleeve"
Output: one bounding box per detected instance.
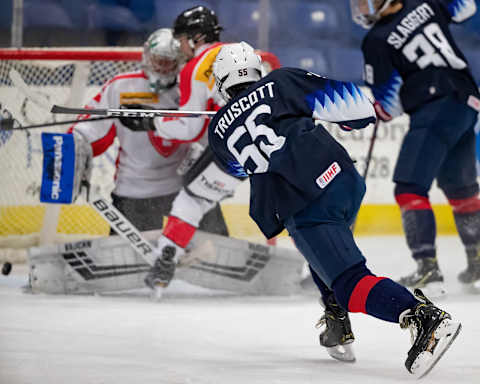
[152,42,225,145]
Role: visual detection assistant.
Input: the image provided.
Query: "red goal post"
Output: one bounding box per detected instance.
[0,47,280,262]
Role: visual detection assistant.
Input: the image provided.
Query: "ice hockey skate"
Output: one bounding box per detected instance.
[315,294,355,363]
[144,245,177,300]
[458,247,480,289]
[397,257,447,298]
[399,289,461,378]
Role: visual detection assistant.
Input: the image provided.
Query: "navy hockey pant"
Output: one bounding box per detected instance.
[393,95,479,193]
[284,168,418,322]
[284,168,366,288]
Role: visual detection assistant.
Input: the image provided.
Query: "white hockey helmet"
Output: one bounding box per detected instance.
[142,28,181,92]
[213,42,263,102]
[350,0,397,29]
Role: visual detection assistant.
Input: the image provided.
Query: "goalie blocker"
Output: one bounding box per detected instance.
[40,132,92,204]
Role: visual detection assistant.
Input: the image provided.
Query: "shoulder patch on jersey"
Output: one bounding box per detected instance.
[316,162,341,189]
[195,45,223,90]
[120,92,159,105]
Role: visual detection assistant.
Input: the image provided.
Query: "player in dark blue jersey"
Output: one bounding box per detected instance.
[208,42,461,377]
[352,0,480,295]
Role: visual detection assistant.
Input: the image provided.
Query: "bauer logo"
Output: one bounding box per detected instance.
[40,133,75,203]
[316,162,341,189]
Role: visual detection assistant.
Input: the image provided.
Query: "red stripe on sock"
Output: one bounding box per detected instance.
[448,196,480,213]
[163,216,196,248]
[348,276,386,313]
[395,193,431,210]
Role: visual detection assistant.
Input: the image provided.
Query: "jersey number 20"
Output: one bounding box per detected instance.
[402,22,466,70]
[227,104,285,174]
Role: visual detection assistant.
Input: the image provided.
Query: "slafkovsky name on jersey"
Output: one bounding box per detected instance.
[214,81,275,139]
[387,2,434,49]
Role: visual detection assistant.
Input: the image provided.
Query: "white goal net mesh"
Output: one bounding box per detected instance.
[0,48,143,262]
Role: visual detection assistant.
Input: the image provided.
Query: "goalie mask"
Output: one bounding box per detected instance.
[142,28,181,92]
[213,42,263,102]
[350,0,397,29]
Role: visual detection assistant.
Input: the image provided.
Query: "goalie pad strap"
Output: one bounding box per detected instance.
[163,216,196,248]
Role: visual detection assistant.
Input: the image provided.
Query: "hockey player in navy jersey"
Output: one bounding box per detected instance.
[352,0,480,295]
[208,42,462,377]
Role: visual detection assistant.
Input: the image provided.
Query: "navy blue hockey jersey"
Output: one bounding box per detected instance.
[362,0,479,117]
[208,67,375,238]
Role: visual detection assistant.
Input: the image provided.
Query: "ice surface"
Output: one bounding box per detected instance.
[1,236,479,384]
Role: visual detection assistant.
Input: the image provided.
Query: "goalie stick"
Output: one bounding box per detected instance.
[51,105,217,119]
[88,195,215,268]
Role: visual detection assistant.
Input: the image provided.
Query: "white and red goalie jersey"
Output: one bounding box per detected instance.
[70,70,189,199]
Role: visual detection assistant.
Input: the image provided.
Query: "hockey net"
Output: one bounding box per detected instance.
[0,47,280,263]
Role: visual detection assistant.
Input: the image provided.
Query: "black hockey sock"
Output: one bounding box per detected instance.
[451,208,480,249]
[395,191,436,260]
[401,208,436,259]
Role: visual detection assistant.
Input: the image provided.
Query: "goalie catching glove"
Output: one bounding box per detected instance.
[118,104,156,131]
[40,131,92,204]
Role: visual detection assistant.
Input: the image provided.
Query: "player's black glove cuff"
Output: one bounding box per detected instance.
[118,104,155,131]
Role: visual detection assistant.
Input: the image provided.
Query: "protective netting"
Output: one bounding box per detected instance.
[0,49,143,261]
[0,48,280,262]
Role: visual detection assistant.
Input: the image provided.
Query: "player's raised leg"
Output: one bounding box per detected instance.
[284,168,460,376]
[144,148,243,297]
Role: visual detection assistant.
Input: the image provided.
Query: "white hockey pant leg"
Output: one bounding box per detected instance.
[185,160,242,209]
[160,156,242,254]
[170,188,217,228]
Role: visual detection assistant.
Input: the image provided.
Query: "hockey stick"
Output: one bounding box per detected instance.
[362,118,380,180]
[89,196,157,265]
[0,116,113,131]
[351,118,380,232]
[51,105,217,119]
[89,196,216,267]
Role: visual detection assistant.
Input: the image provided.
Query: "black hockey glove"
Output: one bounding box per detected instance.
[118,104,155,131]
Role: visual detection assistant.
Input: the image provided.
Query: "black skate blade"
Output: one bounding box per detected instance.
[326,343,356,363]
[411,320,462,379]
